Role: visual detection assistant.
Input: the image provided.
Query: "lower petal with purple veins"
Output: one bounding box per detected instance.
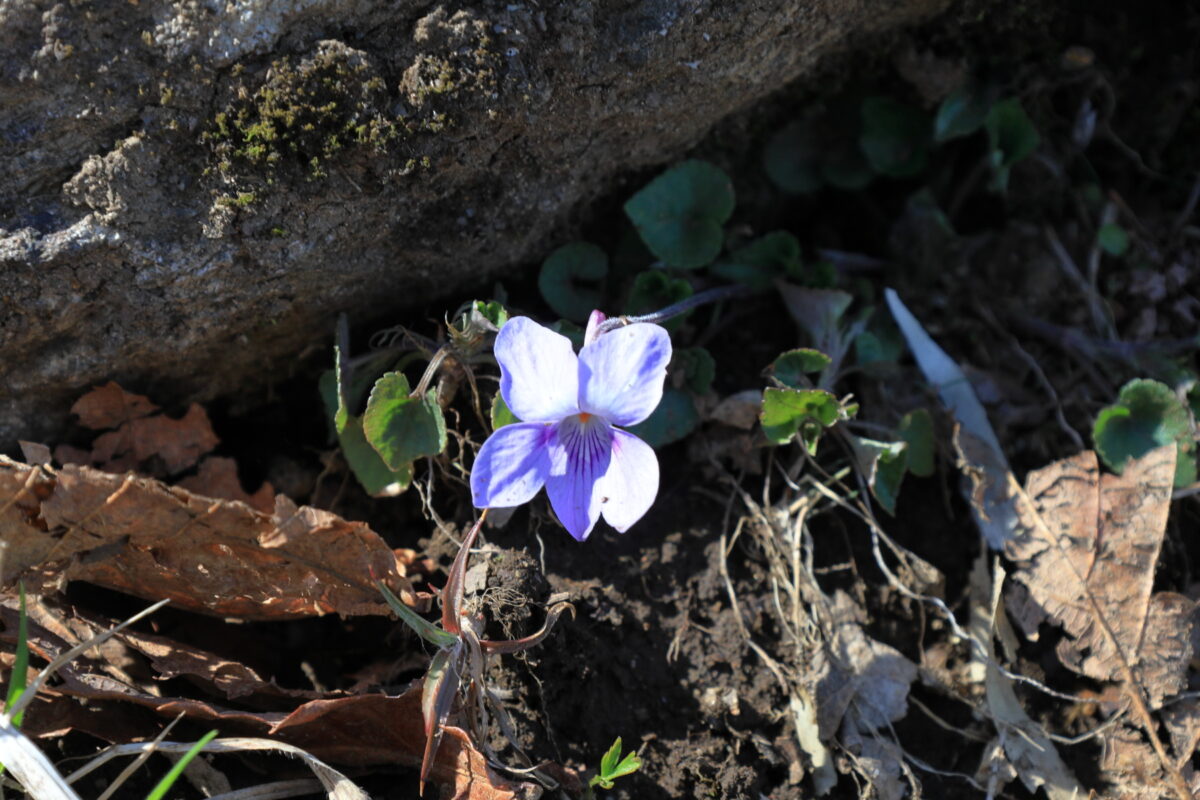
[598,429,659,533]
[546,415,613,541]
[471,422,554,508]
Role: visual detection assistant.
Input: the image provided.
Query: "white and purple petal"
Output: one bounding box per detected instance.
[470,422,554,508]
[495,317,580,423]
[577,323,672,427]
[545,415,613,541]
[598,429,659,533]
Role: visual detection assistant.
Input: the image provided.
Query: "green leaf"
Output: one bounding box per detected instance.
[772,348,832,387]
[898,408,935,477]
[820,142,875,190]
[322,346,414,497]
[848,436,908,515]
[859,97,930,178]
[674,347,716,395]
[363,372,448,470]
[144,730,219,800]
[490,392,519,430]
[592,737,643,790]
[378,580,460,648]
[1093,378,1197,487]
[627,389,700,448]
[763,119,824,193]
[934,81,996,142]
[760,387,841,446]
[4,584,29,727]
[624,160,735,269]
[599,738,623,777]
[341,415,415,496]
[985,98,1039,192]
[474,299,508,329]
[712,231,803,290]
[539,242,608,322]
[609,750,644,781]
[625,270,693,332]
[1097,223,1130,257]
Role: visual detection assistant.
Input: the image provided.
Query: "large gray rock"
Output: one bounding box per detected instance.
[0,0,951,447]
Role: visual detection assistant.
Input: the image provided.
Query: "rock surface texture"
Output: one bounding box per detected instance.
[0,0,950,446]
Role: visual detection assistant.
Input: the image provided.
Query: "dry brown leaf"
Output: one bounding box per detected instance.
[1098,723,1200,800]
[1005,447,1197,708]
[178,456,275,514]
[70,382,159,430]
[89,403,220,474]
[1,457,416,619]
[815,592,917,739]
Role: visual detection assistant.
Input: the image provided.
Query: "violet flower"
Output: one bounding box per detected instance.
[471,313,671,541]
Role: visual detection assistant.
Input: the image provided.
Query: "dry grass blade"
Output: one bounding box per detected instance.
[205,778,325,799]
[94,712,185,800]
[63,738,369,800]
[1005,445,1196,800]
[0,713,81,800]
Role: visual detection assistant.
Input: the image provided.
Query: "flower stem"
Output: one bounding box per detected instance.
[594,284,752,335]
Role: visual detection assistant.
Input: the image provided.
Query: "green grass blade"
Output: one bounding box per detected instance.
[4,584,30,727]
[143,730,218,800]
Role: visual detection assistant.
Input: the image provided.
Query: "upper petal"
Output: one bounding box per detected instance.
[496,317,580,423]
[598,429,660,533]
[470,422,553,508]
[577,323,672,427]
[545,415,612,541]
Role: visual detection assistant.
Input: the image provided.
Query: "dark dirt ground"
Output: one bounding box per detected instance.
[7,0,1200,798]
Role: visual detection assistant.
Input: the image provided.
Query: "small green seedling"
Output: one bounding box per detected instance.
[588,737,643,793]
[934,80,997,143]
[379,513,573,794]
[985,98,1039,192]
[1097,222,1130,257]
[1094,378,1197,487]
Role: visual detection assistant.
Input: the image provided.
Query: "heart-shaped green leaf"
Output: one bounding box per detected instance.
[712,231,803,290]
[859,97,930,178]
[1094,378,1196,487]
[624,160,735,269]
[539,242,608,322]
[772,348,832,388]
[760,387,841,446]
[363,372,447,470]
[763,119,824,194]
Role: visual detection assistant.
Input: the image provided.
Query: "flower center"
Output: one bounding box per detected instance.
[578,412,592,423]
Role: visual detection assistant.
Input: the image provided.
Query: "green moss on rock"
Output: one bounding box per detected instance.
[203,43,403,182]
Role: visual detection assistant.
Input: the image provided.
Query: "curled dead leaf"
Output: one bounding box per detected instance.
[1,457,416,619]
